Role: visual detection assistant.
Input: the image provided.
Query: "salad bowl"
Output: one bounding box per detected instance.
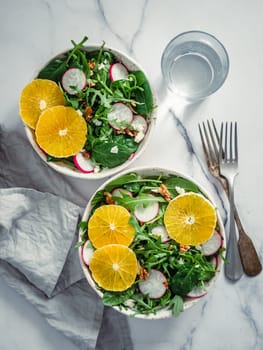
[78,166,226,319]
[22,38,156,179]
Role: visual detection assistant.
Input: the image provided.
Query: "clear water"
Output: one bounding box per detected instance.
[163,41,226,101]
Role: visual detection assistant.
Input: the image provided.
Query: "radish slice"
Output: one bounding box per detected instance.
[139,269,168,299]
[134,195,159,223]
[73,152,95,173]
[111,188,133,198]
[211,255,219,269]
[81,240,94,265]
[151,225,170,242]
[199,231,223,256]
[109,62,129,81]
[186,285,208,299]
[131,115,148,134]
[107,102,133,130]
[62,68,87,95]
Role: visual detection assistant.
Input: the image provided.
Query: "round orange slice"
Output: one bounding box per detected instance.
[35,106,87,158]
[164,192,217,245]
[89,244,138,291]
[88,205,135,248]
[19,79,66,129]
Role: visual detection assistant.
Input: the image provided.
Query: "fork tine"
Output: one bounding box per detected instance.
[235,122,238,162]
[225,122,228,160]
[219,122,224,163]
[207,120,219,161]
[230,122,233,161]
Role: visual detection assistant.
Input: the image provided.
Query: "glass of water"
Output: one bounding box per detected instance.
[161,31,229,103]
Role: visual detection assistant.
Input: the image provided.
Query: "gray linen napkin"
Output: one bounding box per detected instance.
[0,127,133,350]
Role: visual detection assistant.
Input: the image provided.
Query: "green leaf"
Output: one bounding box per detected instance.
[114,193,165,212]
[90,190,105,208]
[132,71,153,116]
[104,173,139,192]
[102,287,135,306]
[37,59,67,82]
[92,138,138,168]
[163,176,201,196]
[171,295,184,316]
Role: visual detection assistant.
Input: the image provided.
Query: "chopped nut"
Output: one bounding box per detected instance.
[159,184,171,201]
[179,244,190,252]
[104,192,115,205]
[131,100,137,107]
[139,267,149,280]
[88,61,96,69]
[85,106,93,121]
[82,150,90,159]
[163,280,169,288]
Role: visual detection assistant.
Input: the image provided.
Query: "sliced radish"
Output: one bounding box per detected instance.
[139,269,168,299]
[211,255,219,269]
[129,152,136,161]
[107,102,133,130]
[73,152,95,173]
[131,115,148,134]
[134,195,159,223]
[62,68,87,95]
[109,62,129,81]
[151,225,170,242]
[199,231,223,256]
[186,285,208,299]
[81,240,94,265]
[111,188,133,198]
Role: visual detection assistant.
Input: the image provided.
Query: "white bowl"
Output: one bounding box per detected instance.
[79,166,226,319]
[24,45,157,179]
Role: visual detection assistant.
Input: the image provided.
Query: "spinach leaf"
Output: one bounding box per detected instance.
[37,58,67,82]
[163,176,201,196]
[92,137,138,168]
[114,193,166,212]
[132,70,153,116]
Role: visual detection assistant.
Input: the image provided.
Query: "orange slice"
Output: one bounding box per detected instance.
[19,79,66,129]
[89,244,138,291]
[164,192,217,245]
[88,205,135,248]
[35,106,87,158]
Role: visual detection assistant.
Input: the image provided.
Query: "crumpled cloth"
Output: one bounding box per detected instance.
[0,127,133,350]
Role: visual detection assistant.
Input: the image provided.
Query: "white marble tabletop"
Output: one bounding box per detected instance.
[1,0,263,349]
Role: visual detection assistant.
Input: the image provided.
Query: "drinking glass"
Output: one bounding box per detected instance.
[161,31,229,103]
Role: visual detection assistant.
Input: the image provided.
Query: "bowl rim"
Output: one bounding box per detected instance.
[78,166,226,319]
[24,44,157,180]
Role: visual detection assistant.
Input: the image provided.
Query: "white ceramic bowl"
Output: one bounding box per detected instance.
[79,166,225,319]
[24,45,157,179]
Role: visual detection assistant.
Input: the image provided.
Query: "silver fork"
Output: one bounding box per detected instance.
[219,122,243,281]
[199,120,262,278]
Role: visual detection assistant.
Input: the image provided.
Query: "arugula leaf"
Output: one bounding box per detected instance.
[171,295,184,316]
[104,173,139,192]
[102,287,135,306]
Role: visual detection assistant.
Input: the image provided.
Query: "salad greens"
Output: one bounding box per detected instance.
[79,172,223,317]
[37,36,154,172]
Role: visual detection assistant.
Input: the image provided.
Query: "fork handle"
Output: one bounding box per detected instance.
[224,177,243,281]
[218,176,262,277]
[234,209,262,276]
